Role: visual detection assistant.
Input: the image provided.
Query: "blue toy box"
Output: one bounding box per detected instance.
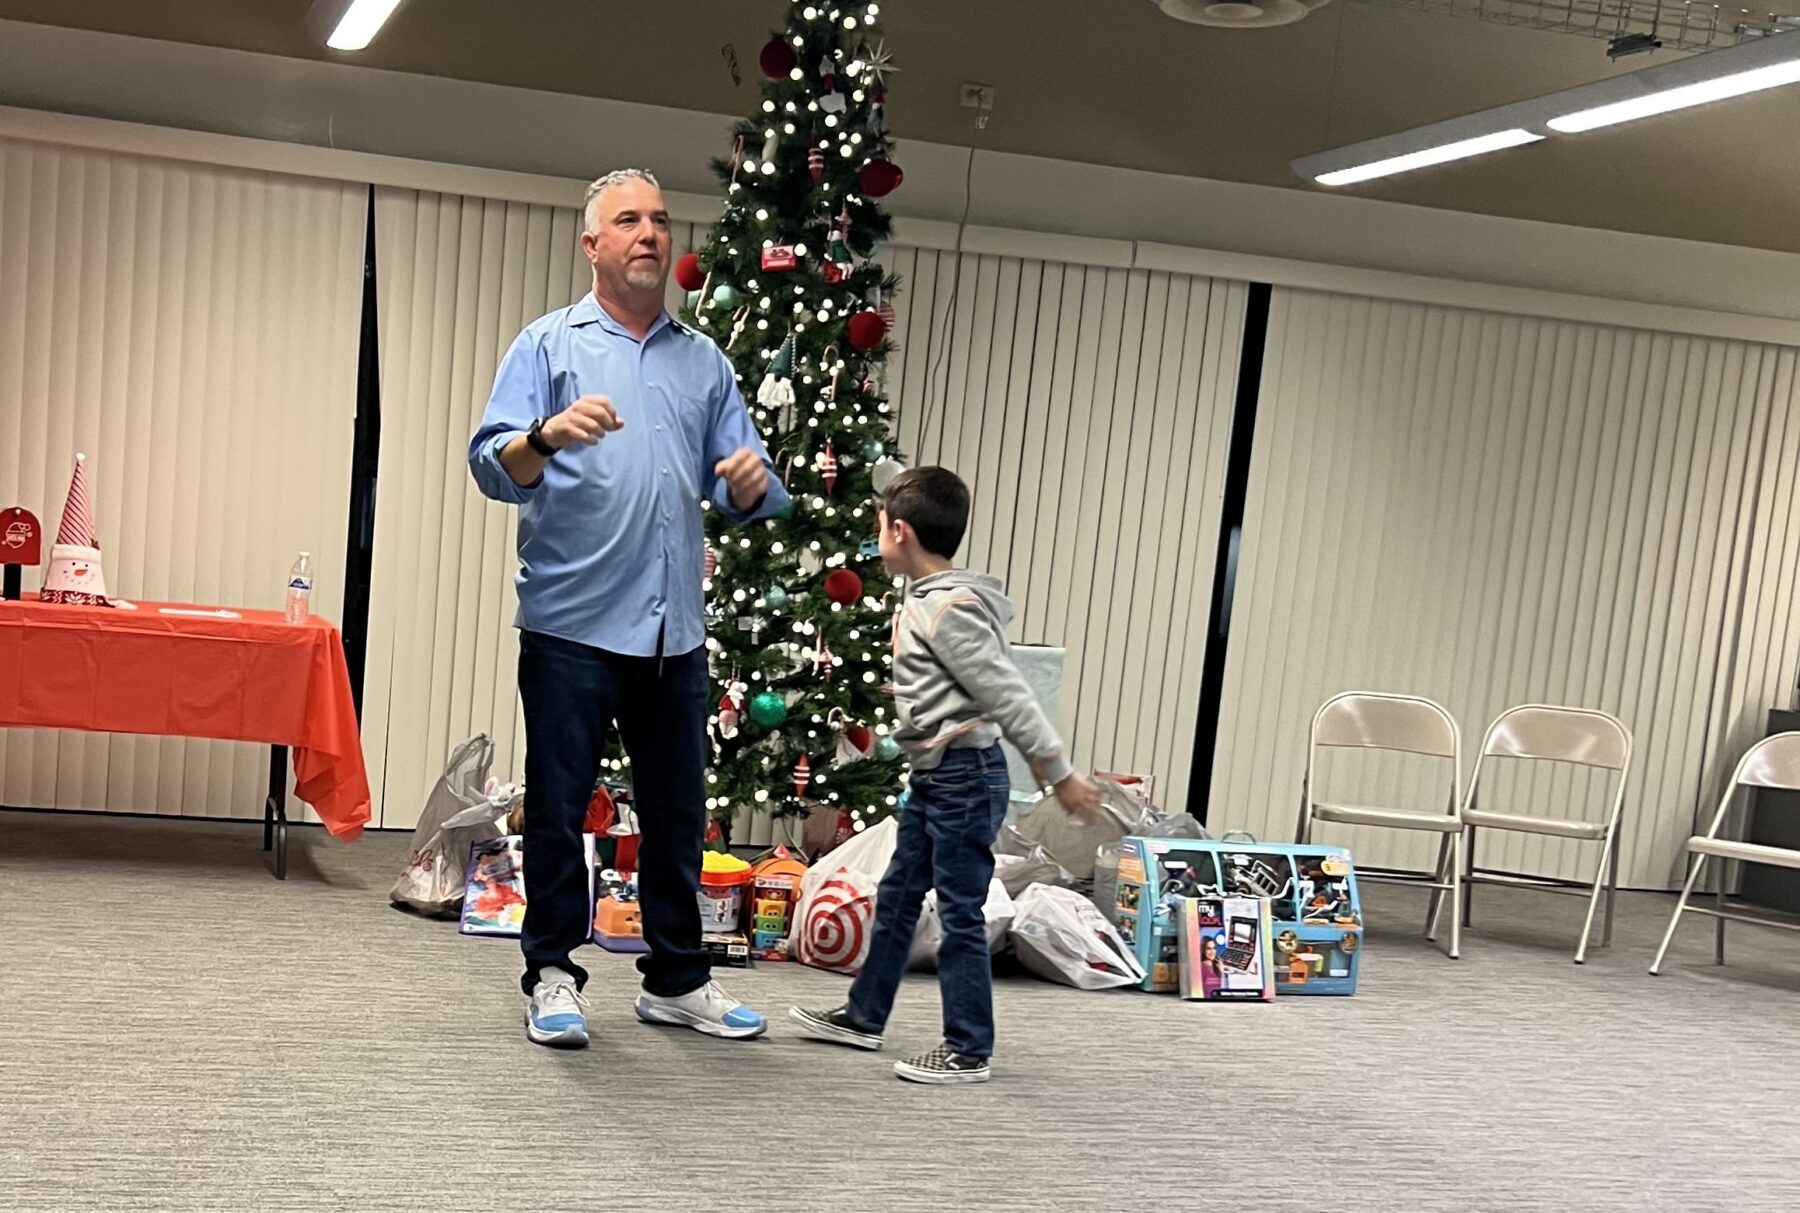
[1113,837,1364,995]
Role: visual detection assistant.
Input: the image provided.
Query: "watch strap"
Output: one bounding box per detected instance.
[525,417,558,457]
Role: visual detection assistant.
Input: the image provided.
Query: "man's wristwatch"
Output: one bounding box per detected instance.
[525,417,559,457]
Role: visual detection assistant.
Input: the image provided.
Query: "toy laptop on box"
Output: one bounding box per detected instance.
[1178,896,1275,1001]
[1113,838,1364,995]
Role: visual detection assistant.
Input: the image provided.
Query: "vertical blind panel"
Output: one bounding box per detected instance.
[1210,287,1800,889]
[891,252,1246,813]
[364,190,1247,834]
[0,138,366,823]
[363,186,707,827]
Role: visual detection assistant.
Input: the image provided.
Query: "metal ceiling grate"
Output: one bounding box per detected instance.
[1351,0,1800,51]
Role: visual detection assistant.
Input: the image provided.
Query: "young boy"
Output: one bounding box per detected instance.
[790,466,1099,1084]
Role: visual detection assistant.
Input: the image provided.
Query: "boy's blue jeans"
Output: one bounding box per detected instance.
[848,743,1012,1057]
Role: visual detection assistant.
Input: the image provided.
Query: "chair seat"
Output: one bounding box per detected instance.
[1462,808,1607,841]
[1312,802,1461,832]
[1688,836,1800,869]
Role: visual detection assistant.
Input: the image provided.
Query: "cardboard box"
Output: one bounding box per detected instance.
[748,847,809,962]
[1114,838,1364,995]
[703,931,752,968]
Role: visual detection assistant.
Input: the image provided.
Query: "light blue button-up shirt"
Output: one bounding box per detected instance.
[469,292,788,658]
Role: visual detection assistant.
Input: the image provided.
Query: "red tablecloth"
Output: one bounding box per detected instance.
[0,596,371,841]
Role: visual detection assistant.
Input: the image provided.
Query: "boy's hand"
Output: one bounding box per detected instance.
[1053,772,1101,821]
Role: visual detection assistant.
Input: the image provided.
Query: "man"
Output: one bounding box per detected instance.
[469,168,789,1049]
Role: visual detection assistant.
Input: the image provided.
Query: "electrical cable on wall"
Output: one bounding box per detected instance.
[911,144,978,462]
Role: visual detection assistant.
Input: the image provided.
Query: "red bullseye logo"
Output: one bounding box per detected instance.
[801,872,872,971]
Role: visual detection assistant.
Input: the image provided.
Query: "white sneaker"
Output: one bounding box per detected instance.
[525,968,590,1049]
[634,980,767,1039]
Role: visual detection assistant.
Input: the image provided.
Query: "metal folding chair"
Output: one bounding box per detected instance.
[1296,692,1463,959]
[1650,731,1800,976]
[1459,704,1633,964]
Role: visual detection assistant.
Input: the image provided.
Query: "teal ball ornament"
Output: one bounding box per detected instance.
[764,585,790,610]
[749,691,788,729]
[712,283,741,309]
[685,290,702,312]
[876,736,902,762]
[862,438,885,461]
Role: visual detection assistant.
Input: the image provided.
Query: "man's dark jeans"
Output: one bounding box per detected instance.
[516,629,709,998]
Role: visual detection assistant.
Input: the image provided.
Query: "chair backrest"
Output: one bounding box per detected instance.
[1464,704,1632,829]
[1696,732,1800,842]
[1482,704,1631,771]
[1306,692,1461,814]
[1312,692,1458,758]
[1735,732,1800,792]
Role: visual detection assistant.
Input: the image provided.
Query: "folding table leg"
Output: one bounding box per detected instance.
[264,744,289,881]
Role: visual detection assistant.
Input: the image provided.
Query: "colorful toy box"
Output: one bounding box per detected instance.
[1177,896,1275,1001]
[1113,838,1364,995]
[748,846,810,962]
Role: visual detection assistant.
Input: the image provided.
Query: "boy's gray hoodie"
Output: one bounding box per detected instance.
[890,569,1075,788]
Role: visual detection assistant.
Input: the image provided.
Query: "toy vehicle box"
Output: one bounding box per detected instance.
[1113,838,1363,995]
[1178,895,1275,1001]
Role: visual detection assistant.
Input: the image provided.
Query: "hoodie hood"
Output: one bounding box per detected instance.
[910,570,1015,628]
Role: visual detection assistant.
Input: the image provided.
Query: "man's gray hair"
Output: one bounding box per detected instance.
[583,168,661,232]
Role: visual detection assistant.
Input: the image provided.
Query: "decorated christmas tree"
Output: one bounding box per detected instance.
[616,3,909,841]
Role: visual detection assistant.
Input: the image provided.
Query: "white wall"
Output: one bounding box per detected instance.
[360,189,710,828]
[884,250,1246,816]
[1210,288,1800,889]
[0,136,367,822]
[362,182,1244,832]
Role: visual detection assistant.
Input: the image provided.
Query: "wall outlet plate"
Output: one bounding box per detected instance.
[959,83,996,111]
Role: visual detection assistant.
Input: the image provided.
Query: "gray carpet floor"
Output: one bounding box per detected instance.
[3,809,1798,1212]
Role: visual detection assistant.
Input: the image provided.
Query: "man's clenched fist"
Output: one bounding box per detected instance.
[543,395,624,448]
[715,447,769,512]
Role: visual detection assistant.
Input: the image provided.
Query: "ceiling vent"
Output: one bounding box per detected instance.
[1153,0,1333,28]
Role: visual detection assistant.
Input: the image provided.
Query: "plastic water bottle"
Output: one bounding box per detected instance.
[285,552,313,623]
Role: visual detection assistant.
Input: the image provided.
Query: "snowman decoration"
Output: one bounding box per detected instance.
[40,453,114,607]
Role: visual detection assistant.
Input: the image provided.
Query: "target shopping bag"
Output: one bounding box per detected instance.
[792,816,899,974]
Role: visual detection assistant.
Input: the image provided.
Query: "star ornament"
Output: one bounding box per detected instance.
[857,38,899,89]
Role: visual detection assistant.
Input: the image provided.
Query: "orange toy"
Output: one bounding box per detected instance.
[749,845,811,961]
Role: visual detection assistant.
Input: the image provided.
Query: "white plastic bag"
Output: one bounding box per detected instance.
[993,842,1074,898]
[1009,778,1153,881]
[792,817,899,973]
[389,735,506,916]
[907,879,1015,971]
[1009,884,1146,990]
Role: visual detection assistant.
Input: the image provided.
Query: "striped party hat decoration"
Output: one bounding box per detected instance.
[40,453,111,606]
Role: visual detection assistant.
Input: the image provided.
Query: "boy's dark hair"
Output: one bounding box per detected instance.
[879,466,970,559]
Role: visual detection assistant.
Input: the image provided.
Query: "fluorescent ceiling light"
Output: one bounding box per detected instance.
[307,0,407,52]
[1313,129,1543,187]
[1292,34,1800,187]
[1549,56,1800,132]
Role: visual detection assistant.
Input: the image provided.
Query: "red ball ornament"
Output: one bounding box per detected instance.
[858,157,904,198]
[675,252,705,292]
[847,309,887,352]
[759,37,798,80]
[845,723,873,754]
[824,568,864,606]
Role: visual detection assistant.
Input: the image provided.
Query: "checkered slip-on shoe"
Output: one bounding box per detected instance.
[894,1043,991,1085]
